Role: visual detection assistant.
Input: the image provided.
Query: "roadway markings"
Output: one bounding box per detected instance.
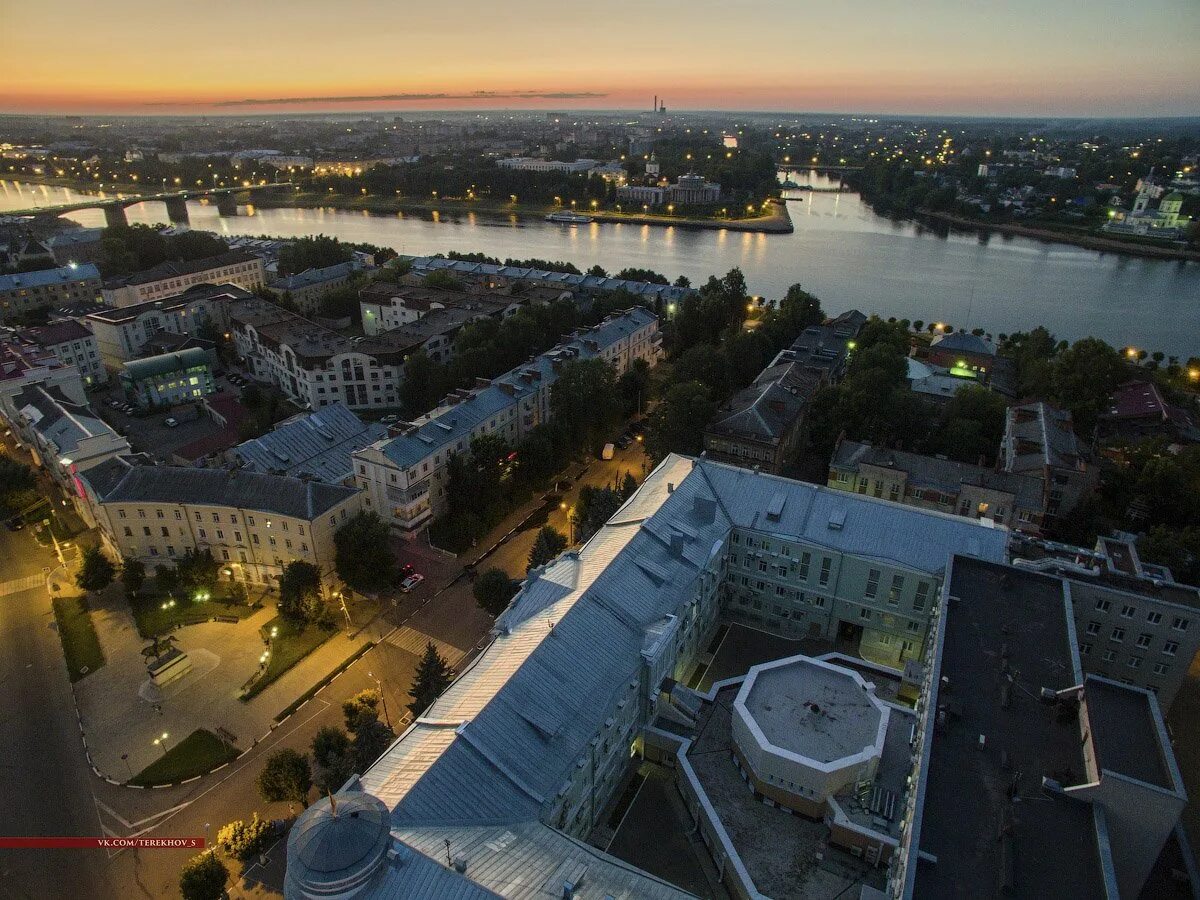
[0,574,47,597]
[382,626,465,666]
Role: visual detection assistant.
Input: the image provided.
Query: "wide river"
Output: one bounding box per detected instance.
[3,174,1197,357]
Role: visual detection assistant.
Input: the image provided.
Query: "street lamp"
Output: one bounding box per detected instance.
[367,671,392,730]
[153,733,170,756]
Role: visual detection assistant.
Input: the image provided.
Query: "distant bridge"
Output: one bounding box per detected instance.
[4,183,294,227]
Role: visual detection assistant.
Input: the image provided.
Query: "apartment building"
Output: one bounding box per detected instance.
[267,259,364,316]
[9,319,105,385]
[228,295,501,411]
[0,263,102,323]
[79,456,363,586]
[358,282,520,336]
[0,339,86,424]
[83,284,253,371]
[828,438,1046,534]
[353,308,661,534]
[7,383,130,514]
[703,351,826,473]
[101,251,265,307]
[1001,401,1097,518]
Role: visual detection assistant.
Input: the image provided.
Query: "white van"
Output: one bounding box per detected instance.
[601,443,615,460]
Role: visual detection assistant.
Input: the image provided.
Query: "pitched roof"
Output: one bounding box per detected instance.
[269,259,363,291]
[234,402,386,483]
[930,331,995,356]
[0,263,100,292]
[103,251,259,288]
[13,383,124,460]
[14,319,92,346]
[707,355,823,444]
[80,456,357,519]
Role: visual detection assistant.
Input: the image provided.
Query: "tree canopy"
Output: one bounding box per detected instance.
[334,512,396,594]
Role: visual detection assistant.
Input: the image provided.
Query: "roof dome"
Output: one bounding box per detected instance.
[285,792,391,898]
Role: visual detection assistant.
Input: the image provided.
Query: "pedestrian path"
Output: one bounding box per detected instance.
[0,573,45,597]
[383,626,465,666]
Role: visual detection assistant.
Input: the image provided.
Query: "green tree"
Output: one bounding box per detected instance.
[621,472,638,499]
[778,283,824,333]
[0,455,37,514]
[277,235,353,275]
[645,381,717,462]
[528,526,568,572]
[76,546,116,593]
[334,512,396,594]
[278,560,322,625]
[256,748,312,809]
[216,814,274,861]
[311,726,355,793]
[400,350,447,416]
[550,358,619,454]
[342,689,383,732]
[473,567,518,616]
[122,557,146,598]
[1050,337,1127,432]
[573,485,624,543]
[179,852,228,900]
[175,548,219,595]
[408,642,452,717]
[155,564,179,598]
[616,358,651,417]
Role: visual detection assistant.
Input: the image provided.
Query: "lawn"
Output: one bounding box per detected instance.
[241,616,335,701]
[129,729,238,786]
[127,585,259,638]
[51,595,105,682]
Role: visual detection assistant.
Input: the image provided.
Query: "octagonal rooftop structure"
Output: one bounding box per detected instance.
[732,655,891,809]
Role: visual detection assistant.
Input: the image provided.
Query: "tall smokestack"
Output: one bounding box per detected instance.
[653,95,657,113]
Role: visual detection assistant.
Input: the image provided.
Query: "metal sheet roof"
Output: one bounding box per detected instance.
[234,402,386,483]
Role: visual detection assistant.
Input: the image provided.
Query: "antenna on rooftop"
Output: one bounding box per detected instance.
[327,788,337,817]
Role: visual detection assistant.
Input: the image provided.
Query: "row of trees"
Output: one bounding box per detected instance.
[95,223,227,278]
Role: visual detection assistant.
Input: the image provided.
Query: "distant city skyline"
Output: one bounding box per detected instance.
[1,0,1198,117]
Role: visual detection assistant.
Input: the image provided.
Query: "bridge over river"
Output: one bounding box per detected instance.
[3,183,293,226]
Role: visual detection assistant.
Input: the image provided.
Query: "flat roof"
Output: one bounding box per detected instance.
[1085,676,1175,792]
[913,556,1106,900]
[741,658,883,764]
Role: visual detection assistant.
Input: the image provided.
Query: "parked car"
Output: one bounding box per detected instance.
[400,573,425,593]
[600,442,615,461]
[164,417,179,428]
[615,435,632,450]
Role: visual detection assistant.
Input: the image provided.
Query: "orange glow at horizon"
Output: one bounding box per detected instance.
[1,0,1197,117]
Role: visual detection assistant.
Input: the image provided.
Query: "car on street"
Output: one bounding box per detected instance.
[164,417,179,428]
[4,518,24,531]
[400,563,416,578]
[400,573,425,592]
[615,434,632,450]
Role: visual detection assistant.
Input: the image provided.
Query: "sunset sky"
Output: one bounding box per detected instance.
[2,0,1198,117]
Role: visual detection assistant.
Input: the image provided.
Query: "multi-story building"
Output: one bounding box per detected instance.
[0,263,102,323]
[616,183,667,206]
[828,438,1047,534]
[118,347,217,408]
[894,554,1189,900]
[496,156,598,173]
[358,283,519,336]
[267,260,365,316]
[703,351,826,473]
[282,453,1009,900]
[353,308,661,534]
[79,456,363,586]
[101,251,265,307]
[227,402,387,486]
[0,339,86,424]
[82,284,253,371]
[1001,401,1096,518]
[227,295,500,411]
[7,383,130,511]
[666,173,721,205]
[9,320,106,385]
[924,330,996,381]
[787,309,867,380]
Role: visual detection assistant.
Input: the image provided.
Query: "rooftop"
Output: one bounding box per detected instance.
[121,346,212,381]
[738,656,886,765]
[929,331,996,357]
[233,402,386,483]
[269,259,363,292]
[1084,676,1178,793]
[84,283,253,324]
[14,319,92,346]
[707,354,824,444]
[1004,401,1086,473]
[13,383,124,460]
[103,251,259,288]
[0,263,100,292]
[910,556,1104,900]
[80,456,357,520]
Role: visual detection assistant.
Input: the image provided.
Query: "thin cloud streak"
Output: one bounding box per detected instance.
[145,90,608,108]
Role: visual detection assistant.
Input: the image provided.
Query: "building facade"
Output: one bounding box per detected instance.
[118,347,217,408]
[79,457,363,586]
[101,252,265,307]
[1001,401,1096,518]
[267,260,365,316]
[83,284,252,371]
[0,264,102,323]
[353,308,662,534]
[10,320,106,385]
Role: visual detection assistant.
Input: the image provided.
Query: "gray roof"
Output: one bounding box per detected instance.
[707,355,823,444]
[234,402,386,483]
[103,251,258,288]
[0,263,100,292]
[1084,676,1179,793]
[84,283,253,324]
[1004,402,1084,473]
[831,439,1044,508]
[341,455,1007,898]
[80,456,357,519]
[269,259,362,291]
[929,331,995,356]
[121,347,212,381]
[372,308,657,470]
[13,383,121,459]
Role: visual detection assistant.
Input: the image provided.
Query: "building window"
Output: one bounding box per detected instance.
[798,552,810,580]
[906,620,921,633]
[123,526,132,537]
[865,569,880,600]
[1086,621,1101,635]
[819,558,831,586]
[1164,642,1179,656]
[1102,649,1116,663]
[1137,634,1152,648]
[1094,598,1111,612]
[1080,642,1092,655]
[1173,617,1190,632]
[1153,663,1169,676]
[1127,656,1142,670]
[1147,611,1162,625]
[859,608,871,620]
[1110,627,1125,642]
[888,574,904,605]
[914,581,929,611]
[1120,605,1135,619]
[198,528,206,539]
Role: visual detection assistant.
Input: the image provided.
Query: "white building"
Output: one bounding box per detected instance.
[496,157,598,173]
[102,252,265,308]
[10,320,105,385]
[353,308,661,534]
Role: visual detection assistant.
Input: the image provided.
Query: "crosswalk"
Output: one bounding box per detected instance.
[0,574,45,597]
[383,626,465,666]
